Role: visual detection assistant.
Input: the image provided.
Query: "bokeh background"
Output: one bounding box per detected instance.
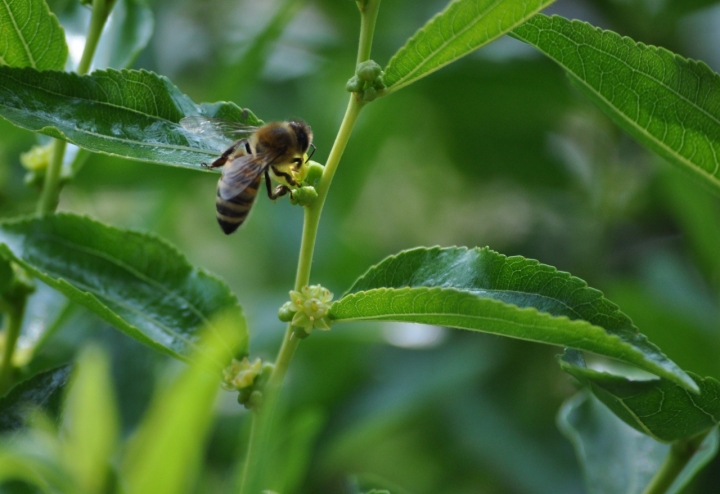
[2,0,720,492]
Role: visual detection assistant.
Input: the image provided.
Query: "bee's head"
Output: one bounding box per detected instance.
[288,120,313,154]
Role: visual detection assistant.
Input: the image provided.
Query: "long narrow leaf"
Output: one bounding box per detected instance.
[383,0,556,93]
[512,14,720,191]
[331,247,697,392]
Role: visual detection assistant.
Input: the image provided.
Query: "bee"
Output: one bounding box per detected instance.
[180,116,315,234]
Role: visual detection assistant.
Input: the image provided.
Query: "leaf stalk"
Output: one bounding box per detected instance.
[641,430,712,494]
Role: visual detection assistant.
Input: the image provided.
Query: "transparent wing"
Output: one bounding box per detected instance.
[218,153,273,200]
[180,116,259,140]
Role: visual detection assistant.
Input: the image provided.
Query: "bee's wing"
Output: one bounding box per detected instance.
[218,153,274,200]
[180,116,259,140]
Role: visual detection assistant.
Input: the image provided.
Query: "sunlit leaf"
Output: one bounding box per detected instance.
[383,0,556,93]
[558,388,719,494]
[331,247,697,392]
[559,351,720,442]
[61,347,118,494]
[512,14,720,191]
[0,214,247,364]
[0,0,67,70]
[0,67,261,169]
[122,317,242,494]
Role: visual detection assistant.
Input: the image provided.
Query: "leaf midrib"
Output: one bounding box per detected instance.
[1,0,36,68]
[0,70,179,124]
[390,0,506,89]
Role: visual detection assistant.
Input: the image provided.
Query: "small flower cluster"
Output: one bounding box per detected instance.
[278,284,334,337]
[221,357,274,410]
[346,60,386,103]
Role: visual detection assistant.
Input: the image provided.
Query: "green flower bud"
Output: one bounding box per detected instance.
[305,161,324,185]
[362,87,377,103]
[346,75,363,93]
[373,74,386,90]
[278,301,295,322]
[290,186,318,207]
[356,60,382,82]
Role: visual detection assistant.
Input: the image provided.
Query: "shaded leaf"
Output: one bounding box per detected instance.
[0,366,70,434]
[383,0,556,93]
[0,67,261,169]
[558,388,719,494]
[0,0,67,70]
[0,214,247,364]
[512,15,720,191]
[559,351,720,442]
[331,247,696,392]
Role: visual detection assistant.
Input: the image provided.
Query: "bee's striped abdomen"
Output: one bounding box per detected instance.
[216,174,261,235]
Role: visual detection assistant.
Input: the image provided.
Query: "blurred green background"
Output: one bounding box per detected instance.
[2,0,720,492]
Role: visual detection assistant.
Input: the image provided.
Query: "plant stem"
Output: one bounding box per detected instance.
[642,431,711,494]
[238,2,381,492]
[0,298,27,395]
[36,139,68,214]
[77,0,111,77]
[36,0,113,215]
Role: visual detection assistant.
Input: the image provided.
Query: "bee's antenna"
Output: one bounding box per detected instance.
[306,143,316,162]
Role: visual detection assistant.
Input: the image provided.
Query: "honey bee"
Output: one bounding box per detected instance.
[180,116,315,234]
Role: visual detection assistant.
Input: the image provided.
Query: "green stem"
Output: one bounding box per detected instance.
[238,2,381,492]
[642,431,711,494]
[77,0,112,76]
[36,0,113,215]
[36,139,68,214]
[0,298,27,395]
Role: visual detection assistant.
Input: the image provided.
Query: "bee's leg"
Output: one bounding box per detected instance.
[265,169,292,200]
[270,166,300,187]
[206,139,248,169]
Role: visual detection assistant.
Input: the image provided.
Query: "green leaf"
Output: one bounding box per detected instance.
[558,389,719,494]
[0,0,67,70]
[559,351,720,442]
[0,366,70,434]
[122,319,242,494]
[61,347,118,494]
[0,66,261,169]
[512,14,720,191]
[331,247,697,392]
[382,0,556,93]
[0,213,247,364]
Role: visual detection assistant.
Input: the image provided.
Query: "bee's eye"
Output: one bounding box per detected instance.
[292,158,303,166]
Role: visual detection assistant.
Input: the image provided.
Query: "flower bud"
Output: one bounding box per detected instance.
[362,87,377,103]
[346,75,363,93]
[290,186,318,207]
[356,60,382,82]
[305,161,324,185]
